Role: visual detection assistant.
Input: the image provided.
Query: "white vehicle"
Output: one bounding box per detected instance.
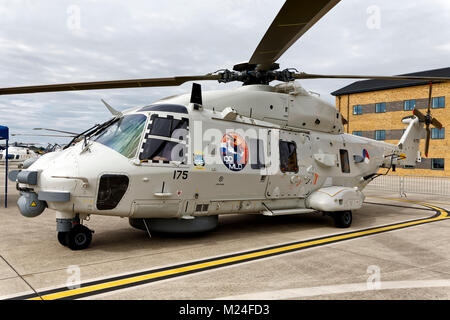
[2,0,449,250]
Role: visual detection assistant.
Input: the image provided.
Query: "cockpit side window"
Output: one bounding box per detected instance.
[93,114,147,158]
[139,114,189,163]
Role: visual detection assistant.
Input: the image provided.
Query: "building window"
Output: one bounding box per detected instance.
[375,130,385,140]
[431,158,445,170]
[353,131,362,136]
[353,105,362,115]
[432,97,445,109]
[431,128,445,139]
[404,99,416,111]
[375,103,386,113]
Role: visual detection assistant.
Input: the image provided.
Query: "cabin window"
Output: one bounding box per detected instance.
[340,149,350,173]
[15,155,19,159]
[279,141,298,173]
[7,154,14,160]
[249,138,265,169]
[140,115,189,163]
[93,114,147,158]
[149,115,188,139]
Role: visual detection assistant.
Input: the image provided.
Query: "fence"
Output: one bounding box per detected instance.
[366,175,450,197]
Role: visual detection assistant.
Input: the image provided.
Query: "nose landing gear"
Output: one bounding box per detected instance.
[57,215,94,250]
[58,225,93,250]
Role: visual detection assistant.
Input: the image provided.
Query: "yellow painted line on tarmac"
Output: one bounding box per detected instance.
[25,199,448,300]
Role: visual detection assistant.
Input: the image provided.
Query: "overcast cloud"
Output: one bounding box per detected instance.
[0,0,449,146]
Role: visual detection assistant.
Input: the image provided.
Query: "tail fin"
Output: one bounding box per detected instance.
[397,116,425,167]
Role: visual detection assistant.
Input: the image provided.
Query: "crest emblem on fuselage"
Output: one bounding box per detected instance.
[220,132,248,172]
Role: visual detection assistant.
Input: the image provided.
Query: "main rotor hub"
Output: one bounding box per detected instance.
[217,66,297,85]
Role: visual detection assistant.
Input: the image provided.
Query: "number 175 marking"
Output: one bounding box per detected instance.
[173,170,188,180]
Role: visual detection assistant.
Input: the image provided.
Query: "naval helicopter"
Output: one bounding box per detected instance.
[0,143,38,167]
[2,0,450,250]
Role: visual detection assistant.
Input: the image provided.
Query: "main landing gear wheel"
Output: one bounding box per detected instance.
[57,232,68,246]
[66,225,93,250]
[333,210,352,228]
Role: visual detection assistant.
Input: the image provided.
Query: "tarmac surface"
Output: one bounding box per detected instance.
[0,170,449,300]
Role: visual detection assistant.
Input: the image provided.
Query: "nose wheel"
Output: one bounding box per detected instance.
[57,224,93,250]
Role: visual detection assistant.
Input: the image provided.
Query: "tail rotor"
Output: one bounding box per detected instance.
[412,82,443,157]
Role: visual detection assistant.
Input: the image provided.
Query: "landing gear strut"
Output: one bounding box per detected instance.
[332,210,352,228]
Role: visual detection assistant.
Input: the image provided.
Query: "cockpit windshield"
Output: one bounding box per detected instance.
[93,114,146,158]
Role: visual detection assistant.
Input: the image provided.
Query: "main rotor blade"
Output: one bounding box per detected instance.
[294,73,450,82]
[248,0,340,71]
[11,133,75,137]
[0,74,221,96]
[33,128,79,135]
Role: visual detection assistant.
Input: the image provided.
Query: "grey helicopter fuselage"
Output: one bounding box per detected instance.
[15,82,422,242]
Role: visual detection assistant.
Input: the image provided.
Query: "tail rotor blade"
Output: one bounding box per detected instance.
[427,82,433,115]
[425,126,431,157]
[413,108,426,122]
[431,117,443,130]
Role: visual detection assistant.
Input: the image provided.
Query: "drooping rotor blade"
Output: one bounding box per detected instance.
[425,127,431,157]
[33,128,79,135]
[0,74,221,96]
[293,73,450,82]
[248,0,340,71]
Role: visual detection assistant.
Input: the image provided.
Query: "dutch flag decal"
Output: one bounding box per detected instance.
[363,149,370,164]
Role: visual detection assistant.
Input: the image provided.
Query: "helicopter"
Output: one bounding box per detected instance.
[0,143,39,167]
[3,0,450,250]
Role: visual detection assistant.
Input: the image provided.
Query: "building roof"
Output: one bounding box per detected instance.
[331,67,450,96]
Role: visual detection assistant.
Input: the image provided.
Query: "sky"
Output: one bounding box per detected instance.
[0,0,449,146]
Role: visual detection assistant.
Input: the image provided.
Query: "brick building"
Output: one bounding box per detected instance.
[331,67,450,176]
